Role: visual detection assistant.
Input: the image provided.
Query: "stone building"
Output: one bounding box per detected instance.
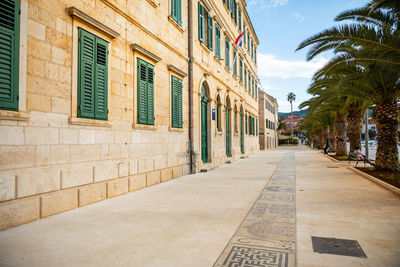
[0,0,259,230]
[258,89,278,149]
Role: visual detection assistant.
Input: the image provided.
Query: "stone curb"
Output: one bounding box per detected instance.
[325,155,339,162]
[348,166,400,197]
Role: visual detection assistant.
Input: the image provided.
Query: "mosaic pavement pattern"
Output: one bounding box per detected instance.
[214,152,296,267]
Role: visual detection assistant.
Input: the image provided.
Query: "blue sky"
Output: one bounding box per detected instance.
[247,0,367,112]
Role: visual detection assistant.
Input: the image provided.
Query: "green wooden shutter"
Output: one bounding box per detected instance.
[207,13,213,50]
[78,29,95,118]
[230,0,234,18]
[94,38,108,120]
[137,58,148,124]
[225,39,229,69]
[171,0,177,22]
[233,50,237,77]
[239,59,243,82]
[238,8,242,31]
[177,0,182,25]
[198,2,204,43]
[0,0,20,111]
[215,25,220,59]
[147,63,155,125]
[177,77,183,127]
[171,75,182,128]
[234,1,237,24]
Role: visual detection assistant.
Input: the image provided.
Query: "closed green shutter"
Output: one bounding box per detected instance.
[225,39,230,69]
[137,58,148,124]
[233,50,237,77]
[198,2,204,43]
[239,59,242,82]
[244,69,247,88]
[177,0,182,25]
[230,0,234,18]
[171,75,183,128]
[238,8,242,31]
[78,29,95,118]
[137,58,155,125]
[94,38,108,120]
[207,14,213,50]
[234,1,237,24]
[215,25,220,59]
[147,63,155,125]
[0,0,20,111]
[78,28,108,120]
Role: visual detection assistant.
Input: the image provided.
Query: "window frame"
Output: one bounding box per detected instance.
[137,57,155,125]
[77,28,109,120]
[171,75,183,128]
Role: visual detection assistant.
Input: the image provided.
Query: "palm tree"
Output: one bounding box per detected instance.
[287,92,296,117]
[297,1,400,171]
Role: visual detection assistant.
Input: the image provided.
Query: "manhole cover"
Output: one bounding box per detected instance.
[311,236,367,258]
[327,166,339,168]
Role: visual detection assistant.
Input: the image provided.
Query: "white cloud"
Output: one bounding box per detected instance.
[277,99,294,112]
[258,53,328,79]
[270,0,289,7]
[293,12,305,22]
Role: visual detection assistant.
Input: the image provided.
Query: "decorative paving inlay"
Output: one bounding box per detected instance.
[214,152,296,267]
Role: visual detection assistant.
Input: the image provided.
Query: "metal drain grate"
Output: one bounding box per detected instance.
[311,236,367,258]
[327,165,339,168]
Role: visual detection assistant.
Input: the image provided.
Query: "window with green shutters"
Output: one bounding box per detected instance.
[247,33,250,52]
[252,79,254,97]
[233,50,237,77]
[198,2,213,50]
[248,73,250,93]
[225,38,230,69]
[198,2,204,43]
[238,8,242,32]
[137,58,155,125]
[215,24,221,59]
[244,68,247,88]
[0,0,20,111]
[233,1,237,24]
[230,0,234,18]
[78,28,109,120]
[171,0,182,26]
[239,59,243,82]
[171,75,183,128]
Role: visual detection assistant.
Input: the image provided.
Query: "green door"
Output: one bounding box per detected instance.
[201,97,208,163]
[240,112,244,153]
[225,106,230,157]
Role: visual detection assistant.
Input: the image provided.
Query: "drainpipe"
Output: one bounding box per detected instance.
[188,0,194,174]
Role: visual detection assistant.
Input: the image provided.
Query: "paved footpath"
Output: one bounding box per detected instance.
[0,146,399,266]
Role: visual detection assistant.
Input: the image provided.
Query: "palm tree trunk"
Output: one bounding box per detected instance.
[346,106,363,153]
[329,130,336,151]
[335,112,347,156]
[375,102,400,171]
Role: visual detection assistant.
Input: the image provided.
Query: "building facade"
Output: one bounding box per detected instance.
[0,0,259,230]
[258,89,278,149]
[282,115,302,134]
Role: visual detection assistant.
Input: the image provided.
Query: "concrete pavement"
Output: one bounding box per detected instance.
[0,146,399,266]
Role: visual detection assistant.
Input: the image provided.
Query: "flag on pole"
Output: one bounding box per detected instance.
[235,30,245,47]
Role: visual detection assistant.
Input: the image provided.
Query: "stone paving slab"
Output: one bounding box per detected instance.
[0,146,399,267]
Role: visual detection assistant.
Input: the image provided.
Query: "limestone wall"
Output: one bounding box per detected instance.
[0,0,260,230]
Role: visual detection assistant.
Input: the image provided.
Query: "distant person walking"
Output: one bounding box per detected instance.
[323,138,330,154]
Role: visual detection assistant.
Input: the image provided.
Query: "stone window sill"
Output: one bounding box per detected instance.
[0,110,30,121]
[69,117,112,128]
[168,16,184,33]
[224,66,230,72]
[214,56,222,64]
[216,129,223,135]
[169,127,184,133]
[199,41,211,54]
[146,0,158,8]
[132,123,158,131]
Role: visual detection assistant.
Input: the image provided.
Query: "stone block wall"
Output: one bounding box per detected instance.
[0,0,260,230]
